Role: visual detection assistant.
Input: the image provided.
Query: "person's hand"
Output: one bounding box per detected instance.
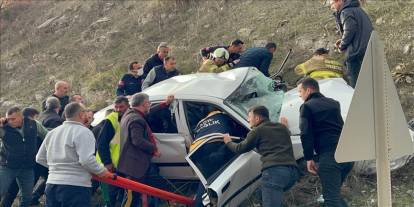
[280,117,289,127]
[165,95,175,105]
[335,39,341,49]
[233,59,240,64]
[223,133,232,144]
[98,169,113,179]
[307,160,318,175]
[104,164,114,172]
[202,57,209,61]
[154,150,161,157]
[0,117,6,127]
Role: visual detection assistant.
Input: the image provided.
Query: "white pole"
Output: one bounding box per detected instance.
[373,40,392,207]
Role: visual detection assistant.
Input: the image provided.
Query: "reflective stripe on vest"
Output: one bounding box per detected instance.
[96,112,121,167]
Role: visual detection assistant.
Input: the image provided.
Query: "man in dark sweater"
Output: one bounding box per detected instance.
[297,78,353,206]
[330,0,373,88]
[142,56,180,90]
[234,42,277,77]
[142,42,170,79]
[41,81,70,116]
[223,106,298,207]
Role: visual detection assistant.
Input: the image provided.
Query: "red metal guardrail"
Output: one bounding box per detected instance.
[92,175,195,206]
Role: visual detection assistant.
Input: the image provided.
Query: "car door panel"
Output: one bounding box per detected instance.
[186,135,262,207]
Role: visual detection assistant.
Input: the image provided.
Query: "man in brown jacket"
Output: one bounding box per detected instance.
[118,93,173,207]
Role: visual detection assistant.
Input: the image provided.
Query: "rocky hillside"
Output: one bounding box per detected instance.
[1,0,413,116]
[1,0,414,206]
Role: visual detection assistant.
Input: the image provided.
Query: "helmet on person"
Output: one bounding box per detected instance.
[212,48,229,60]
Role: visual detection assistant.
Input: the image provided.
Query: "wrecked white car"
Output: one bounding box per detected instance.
[92,67,414,207]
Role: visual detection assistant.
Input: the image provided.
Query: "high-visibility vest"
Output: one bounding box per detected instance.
[295,56,344,80]
[96,112,121,167]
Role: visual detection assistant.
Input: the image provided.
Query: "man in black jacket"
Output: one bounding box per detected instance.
[235,42,277,77]
[42,81,70,116]
[330,0,373,88]
[39,97,64,129]
[1,107,41,207]
[116,62,144,96]
[142,56,180,90]
[297,78,353,206]
[0,107,48,207]
[96,96,129,207]
[142,42,170,79]
[200,39,244,67]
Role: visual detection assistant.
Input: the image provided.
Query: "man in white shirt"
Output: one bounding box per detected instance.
[36,102,112,207]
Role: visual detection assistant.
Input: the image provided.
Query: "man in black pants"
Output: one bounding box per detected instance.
[330,0,373,88]
[296,78,353,206]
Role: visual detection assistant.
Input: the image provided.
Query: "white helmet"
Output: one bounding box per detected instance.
[212,48,229,60]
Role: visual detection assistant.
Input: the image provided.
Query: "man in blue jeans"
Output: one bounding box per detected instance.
[0,107,48,207]
[224,106,299,207]
[297,77,353,206]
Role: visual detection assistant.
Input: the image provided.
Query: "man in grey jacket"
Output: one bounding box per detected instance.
[330,0,373,88]
[36,102,112,207]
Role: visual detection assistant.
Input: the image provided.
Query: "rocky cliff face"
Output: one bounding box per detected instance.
[1,0,413,118]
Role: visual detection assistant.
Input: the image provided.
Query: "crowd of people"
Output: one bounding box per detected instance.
[0,0,373,206]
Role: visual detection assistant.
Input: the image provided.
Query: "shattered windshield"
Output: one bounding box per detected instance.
[224,69,284,122]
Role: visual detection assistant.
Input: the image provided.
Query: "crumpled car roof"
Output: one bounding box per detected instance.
[144,67,256,100]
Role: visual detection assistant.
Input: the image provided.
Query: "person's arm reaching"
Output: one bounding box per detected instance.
[259,53,273,77]
[224,129,258,154]
[141,69,156,90]
[200,47,213,60]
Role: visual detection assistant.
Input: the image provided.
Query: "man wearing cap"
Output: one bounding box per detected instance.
[235,42,277,77]
[142,56,180,90]
[142,42,170,79]
[198,48,236,73]
[295,48,344,80]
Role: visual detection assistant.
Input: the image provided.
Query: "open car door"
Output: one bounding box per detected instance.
[186,134,262,207]
[150,101,196,180]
